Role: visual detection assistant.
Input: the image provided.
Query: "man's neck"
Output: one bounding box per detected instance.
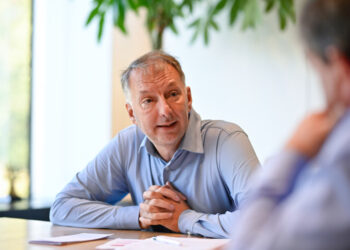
[156,146,177,162]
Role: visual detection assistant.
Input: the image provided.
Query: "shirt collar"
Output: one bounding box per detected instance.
[139,108,204,157]
[178,109,204,154]
[139,133,158,156]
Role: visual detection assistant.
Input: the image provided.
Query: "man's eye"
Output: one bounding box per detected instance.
[142,98,152,104]
[170,91,178,97]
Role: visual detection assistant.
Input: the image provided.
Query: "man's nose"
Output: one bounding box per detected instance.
[158,97,172,118]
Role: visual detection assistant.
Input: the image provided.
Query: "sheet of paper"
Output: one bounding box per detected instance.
[29,233,113,245]
[96,238,143,249]
[118,236,230,250]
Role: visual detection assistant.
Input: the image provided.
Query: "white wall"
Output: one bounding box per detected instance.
[164,6,324,163]
[31,0,112,201]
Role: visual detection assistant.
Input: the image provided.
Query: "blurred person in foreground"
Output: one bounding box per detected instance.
[50,51,260,238]
[225,0,350,249]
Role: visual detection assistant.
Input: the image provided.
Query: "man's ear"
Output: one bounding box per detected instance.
[186,86,192,111]
[329,49,350,107]
[337,54,350,106]
[125,103,136,124]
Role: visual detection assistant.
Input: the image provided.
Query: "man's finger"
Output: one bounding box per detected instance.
[140,202,159,213]
[140,200,174,212]
[148,185,161,192]
[165,182,187,200]
[154,186,181,202]
[139,217,171,227]
[143,190,163,200]
[148,198,174,211]
[141,211,173,220]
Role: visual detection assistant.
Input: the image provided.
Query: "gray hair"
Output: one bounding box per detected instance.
[300,0,350,62]
[121,50,186,102]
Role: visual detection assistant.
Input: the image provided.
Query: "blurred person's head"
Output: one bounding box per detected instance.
[301,0,350,108]
[121,51,192,161]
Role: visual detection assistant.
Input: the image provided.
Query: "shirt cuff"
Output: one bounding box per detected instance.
[178,209,203,234]
[114,205,141,230]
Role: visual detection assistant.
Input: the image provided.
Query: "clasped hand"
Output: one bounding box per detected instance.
[139,182,189,232]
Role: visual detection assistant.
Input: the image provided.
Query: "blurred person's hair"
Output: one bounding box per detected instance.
[121,51,185,102]
[301,0,350,62]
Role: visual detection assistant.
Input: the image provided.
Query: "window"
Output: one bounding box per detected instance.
[0,1,32,201]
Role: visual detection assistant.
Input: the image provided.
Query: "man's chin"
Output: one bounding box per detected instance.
[155,136,181,147]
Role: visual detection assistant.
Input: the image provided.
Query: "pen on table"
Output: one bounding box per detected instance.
[152,236,182,246]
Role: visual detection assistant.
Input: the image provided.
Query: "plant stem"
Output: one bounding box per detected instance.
[153,25,165,50]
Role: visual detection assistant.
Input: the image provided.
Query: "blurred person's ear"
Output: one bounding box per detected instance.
[307,47,350,108]
[329,50,350,107]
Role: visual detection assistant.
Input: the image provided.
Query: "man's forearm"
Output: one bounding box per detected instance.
[50,197,140,229]
[178,209,241,238]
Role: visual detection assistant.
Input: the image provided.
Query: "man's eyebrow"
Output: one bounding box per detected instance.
[138,90,152,96]
[166,81,181,89]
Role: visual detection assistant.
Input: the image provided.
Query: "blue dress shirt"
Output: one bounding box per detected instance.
[50,109,259,238]
[227,109,350,250]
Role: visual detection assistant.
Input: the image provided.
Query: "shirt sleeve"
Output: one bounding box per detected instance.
[178,131,260,238]
[49,135,141,230]
[227,150,350,250]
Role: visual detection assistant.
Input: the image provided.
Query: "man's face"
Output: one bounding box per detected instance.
[308,49,341,109]
[126,63,192,154]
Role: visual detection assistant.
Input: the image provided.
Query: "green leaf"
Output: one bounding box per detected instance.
[278,7,287,29]
[146,12,155,33]
[169,22,179,34]
[113,0,127,33]
[137,0,147,6]
[98,12,106,41]
[180,0,195,12]
[86,7,99,26]
[265,0,275,12]
[229,0,245,26]
[209,20,219,31]
[213,0,227,15]
[188,18,200,28]
[190,27,200,44]
[188,17,201,43]
[86,0,104,26]
[127,0,138,11]
[280,0,296,22]
[204,26,209,45]
[242,0,260,30]
[188,1,193,13]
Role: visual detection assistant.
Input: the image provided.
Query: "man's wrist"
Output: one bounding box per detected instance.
[178,209,203,234]
[115,205,141,229]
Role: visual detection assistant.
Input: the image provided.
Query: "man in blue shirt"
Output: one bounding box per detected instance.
[226,0,350,249]
[50,51,259,238]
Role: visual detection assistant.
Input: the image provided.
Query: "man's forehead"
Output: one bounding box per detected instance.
[129,63,181,83]
[132,62,173,76]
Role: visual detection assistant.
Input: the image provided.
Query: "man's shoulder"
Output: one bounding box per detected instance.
[200,119,246,136]
[113,124,146,145]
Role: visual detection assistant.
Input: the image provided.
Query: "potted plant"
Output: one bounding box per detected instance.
[86,0,295,50]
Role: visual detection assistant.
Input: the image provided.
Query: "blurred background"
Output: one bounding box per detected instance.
[0,0,323,207]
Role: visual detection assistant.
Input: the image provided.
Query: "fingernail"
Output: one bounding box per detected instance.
[170,204,174,210]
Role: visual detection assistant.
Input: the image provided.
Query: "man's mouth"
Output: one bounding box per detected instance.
[157,121,177,128]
